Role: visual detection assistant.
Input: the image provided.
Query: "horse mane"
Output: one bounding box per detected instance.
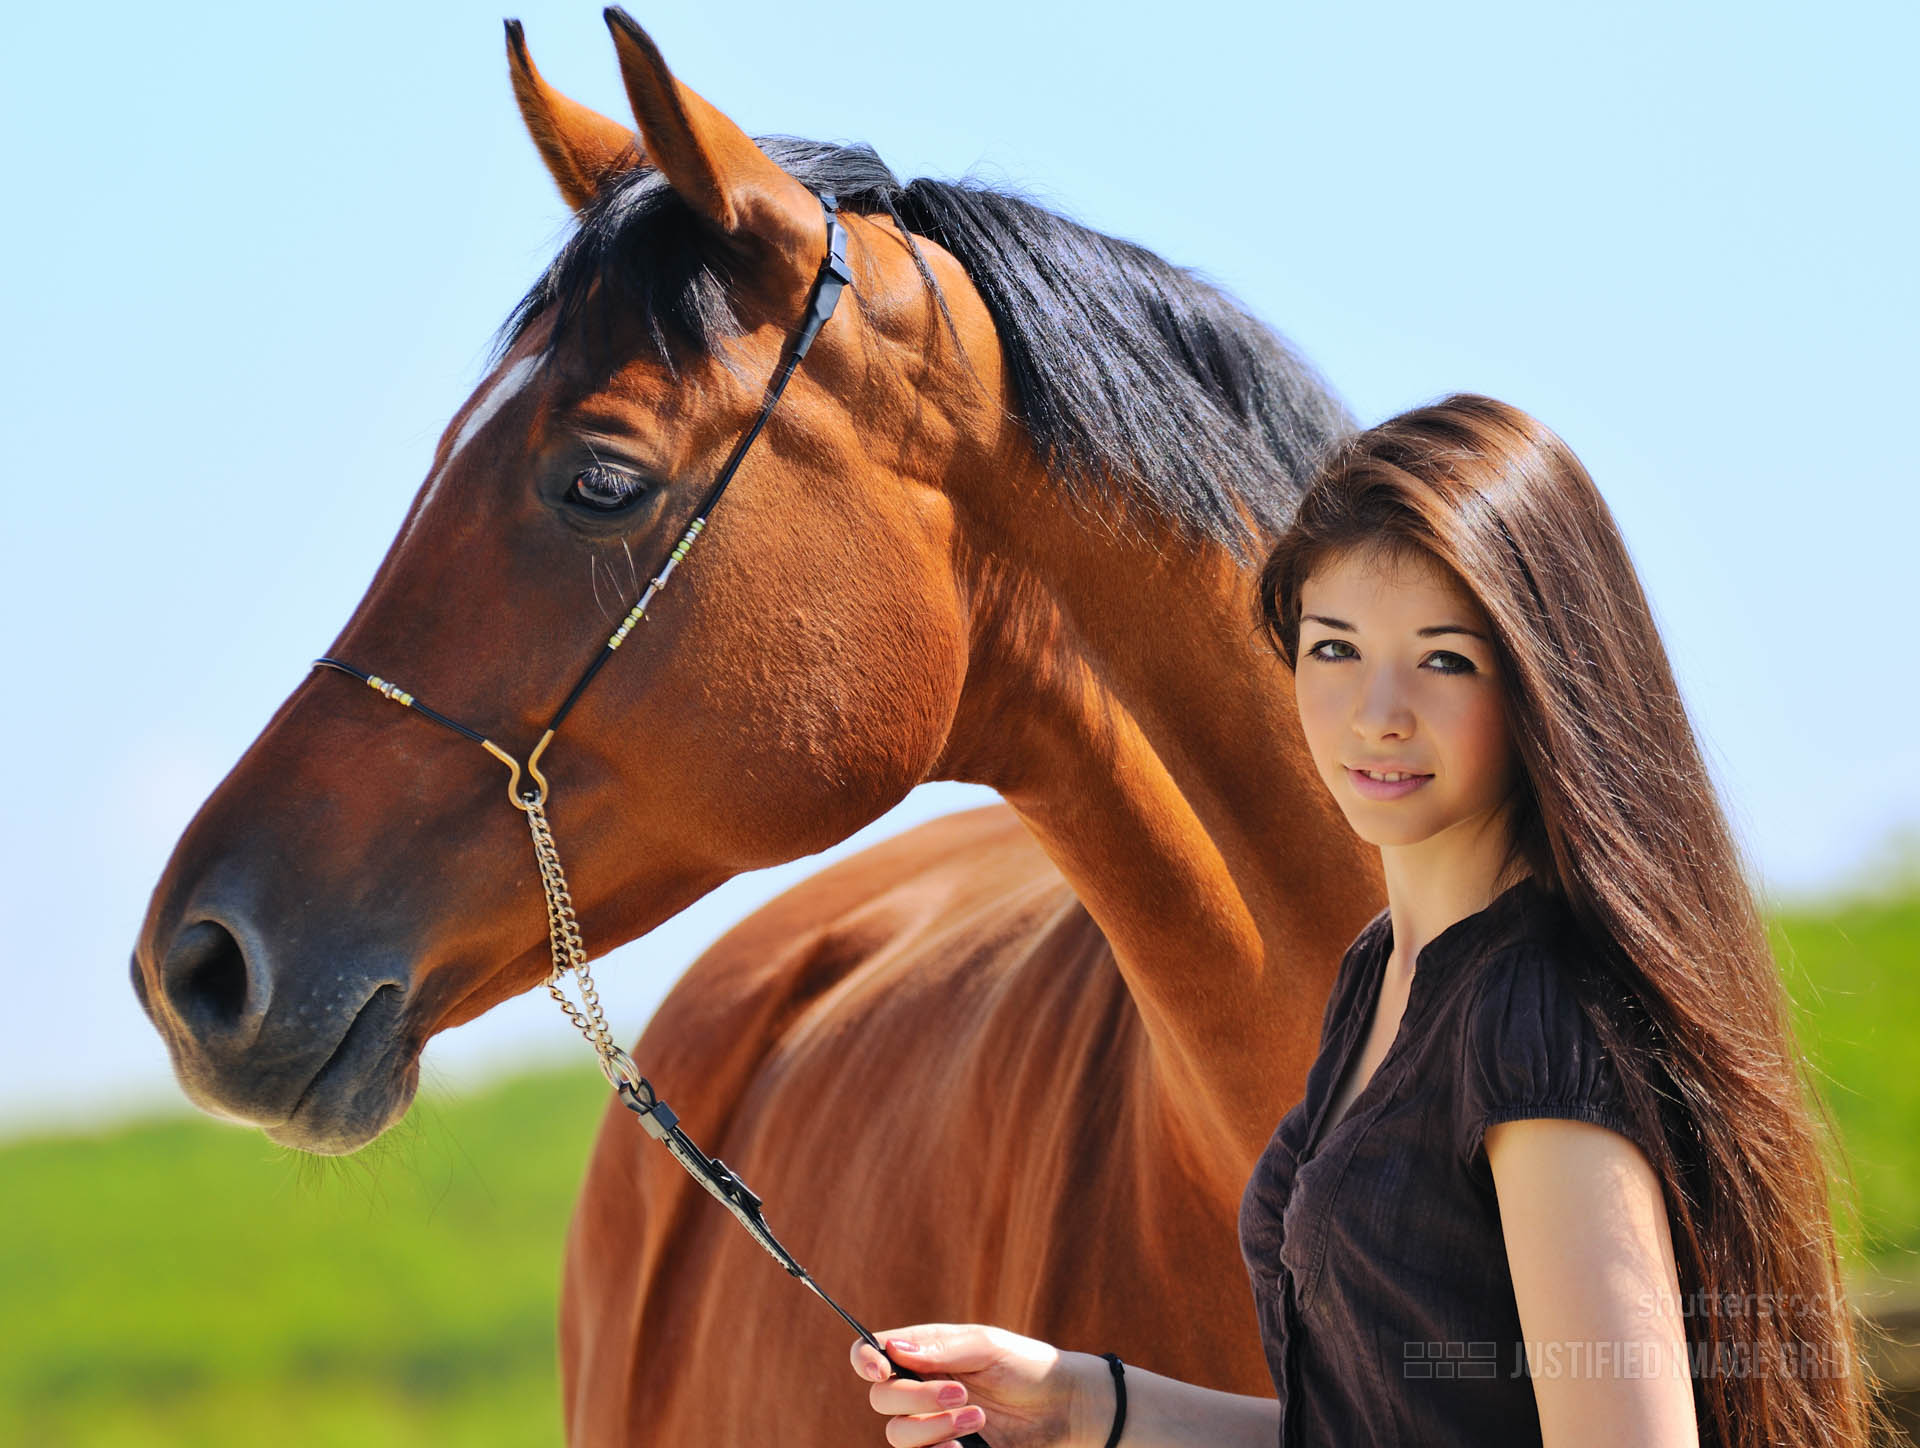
[497,136,1354,560]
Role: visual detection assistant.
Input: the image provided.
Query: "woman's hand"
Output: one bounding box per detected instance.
[849,1323,1105,1448]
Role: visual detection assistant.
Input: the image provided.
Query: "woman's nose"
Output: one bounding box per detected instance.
[1350,668,1415,740]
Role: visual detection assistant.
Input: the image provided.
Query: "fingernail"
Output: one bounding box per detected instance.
[886,1338,919,1354]
[955,1406,985,1431]
[936,1383,966,1407]
[864,1358,887,1382]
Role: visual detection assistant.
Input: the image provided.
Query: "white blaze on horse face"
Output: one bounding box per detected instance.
[447,353,543,463]
[398,353,543,547]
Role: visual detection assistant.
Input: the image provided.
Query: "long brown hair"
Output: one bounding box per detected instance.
[1254,394,1887,1448]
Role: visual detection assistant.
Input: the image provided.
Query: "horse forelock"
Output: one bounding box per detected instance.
[496,135,1355,561]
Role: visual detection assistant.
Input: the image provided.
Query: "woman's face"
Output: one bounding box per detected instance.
[1293,545,1519,853]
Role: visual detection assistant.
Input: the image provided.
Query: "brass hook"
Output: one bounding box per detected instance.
[480,739,543,811]
[526,729,556,806]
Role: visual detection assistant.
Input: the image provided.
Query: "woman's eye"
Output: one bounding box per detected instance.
[567,464,648,512]
[1424,650,1477,675]
[1304,639,1356,662]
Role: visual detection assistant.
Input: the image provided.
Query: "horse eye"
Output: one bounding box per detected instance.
[568,464,648,512]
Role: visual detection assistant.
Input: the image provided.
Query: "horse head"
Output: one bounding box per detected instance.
[134,10,1356,1157]
[132,12,1016,1152]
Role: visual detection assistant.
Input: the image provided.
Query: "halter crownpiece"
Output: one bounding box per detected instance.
[306,196,987,1443]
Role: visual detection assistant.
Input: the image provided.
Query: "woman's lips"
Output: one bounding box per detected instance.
[1345,766,1433,800]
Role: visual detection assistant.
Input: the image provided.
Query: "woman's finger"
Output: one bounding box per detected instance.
[885,1405,988,1448]
[852,1338,891,1382]
[881,1324,1005,1376]
[851,1323,995,1381]
[851,1336,922,1382]
[851,1326,939,1381]
[869,1375,969,1416]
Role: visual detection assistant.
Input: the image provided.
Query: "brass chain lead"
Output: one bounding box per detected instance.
[522,793,647,1098]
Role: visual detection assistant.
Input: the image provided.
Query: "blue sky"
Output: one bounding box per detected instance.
[2,0,1914,1135]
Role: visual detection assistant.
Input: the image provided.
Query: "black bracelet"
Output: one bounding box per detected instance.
[1099,1352,1127,1448]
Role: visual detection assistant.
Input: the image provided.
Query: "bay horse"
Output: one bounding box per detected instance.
[131,10,1384,1443]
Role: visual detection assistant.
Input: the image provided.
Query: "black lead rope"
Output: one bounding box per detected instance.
[310,194,988,1446]
[613,1082,886,1346]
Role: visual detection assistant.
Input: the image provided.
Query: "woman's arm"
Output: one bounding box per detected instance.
[1105,1358,1280,1448]
[1486,1116,1699,1448]
[851,1325,1278,1448]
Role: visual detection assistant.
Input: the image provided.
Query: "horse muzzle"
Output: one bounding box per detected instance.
[134,912,420,1154]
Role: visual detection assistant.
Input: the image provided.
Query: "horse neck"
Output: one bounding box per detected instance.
[933,465,1384,1158]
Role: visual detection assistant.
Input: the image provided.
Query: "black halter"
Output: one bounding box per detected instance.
[314,192,853,807]
[309,194,988,1443]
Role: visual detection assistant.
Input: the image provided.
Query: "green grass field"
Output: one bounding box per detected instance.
[3,884,1916,1445]
[1772,882,1920,1266]
[0,1068,610,1446]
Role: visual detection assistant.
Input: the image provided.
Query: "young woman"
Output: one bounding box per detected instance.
[846,395,1880,1448]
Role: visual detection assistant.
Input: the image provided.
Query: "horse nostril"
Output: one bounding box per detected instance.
[162,920,253,1033]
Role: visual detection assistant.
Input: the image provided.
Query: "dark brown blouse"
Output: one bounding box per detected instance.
[1237,875,1664,1447]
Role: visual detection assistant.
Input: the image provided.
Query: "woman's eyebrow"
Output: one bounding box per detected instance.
[1301,614,1486,641]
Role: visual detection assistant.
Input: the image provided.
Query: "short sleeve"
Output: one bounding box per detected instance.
[1454,944,1646,1165]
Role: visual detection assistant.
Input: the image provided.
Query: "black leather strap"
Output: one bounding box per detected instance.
[542,193,850,736]
[1100,1353,1127,1448]
[314,192,852,753]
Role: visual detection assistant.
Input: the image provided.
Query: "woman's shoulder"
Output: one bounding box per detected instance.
[1460,886,1622,1058]
[1462,938,1607,1053]
[1448,895,1657,1163]
[1467,885,1640,1030]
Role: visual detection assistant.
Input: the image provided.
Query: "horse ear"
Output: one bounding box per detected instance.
[506,19,643,212]
[602,8,827,290]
